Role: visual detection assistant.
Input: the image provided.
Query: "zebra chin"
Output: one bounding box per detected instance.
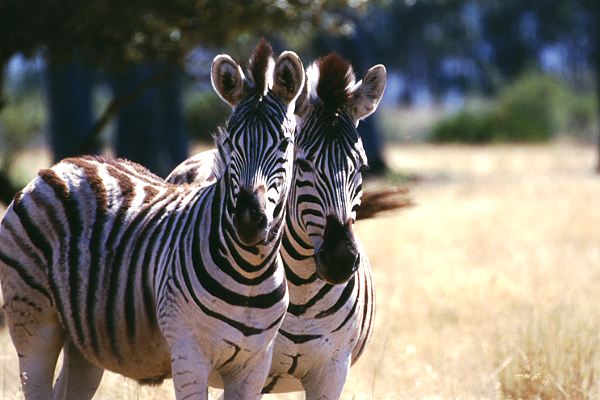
[235,225,270,247]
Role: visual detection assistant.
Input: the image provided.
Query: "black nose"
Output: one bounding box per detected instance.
[234,187,268,245]
[315,216,359,284]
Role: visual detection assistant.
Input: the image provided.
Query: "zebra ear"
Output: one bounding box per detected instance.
[211,55,247,107]
[271,51,305,106]
[293,79,310,118]
[350,64,386,122]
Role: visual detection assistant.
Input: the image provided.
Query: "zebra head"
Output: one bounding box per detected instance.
[211,39,305,247]
[292,53,386,284]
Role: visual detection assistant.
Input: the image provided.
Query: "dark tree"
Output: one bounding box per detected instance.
[111,62,187,176]
[579,0,600,171]
[312,9,389,173]
[46,56,95,161]
[0,0,372,205]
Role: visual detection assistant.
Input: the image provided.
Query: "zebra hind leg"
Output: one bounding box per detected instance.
[52,339,104,400]
[3,293,65,400]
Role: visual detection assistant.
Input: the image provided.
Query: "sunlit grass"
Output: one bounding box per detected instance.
[496,305,600,400]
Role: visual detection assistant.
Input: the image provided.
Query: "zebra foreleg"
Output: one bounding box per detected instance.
[169,334,211,400]
[220,346,274,400]
[52,339,104,400]
[301,354,351,400]
[3,294,65,400]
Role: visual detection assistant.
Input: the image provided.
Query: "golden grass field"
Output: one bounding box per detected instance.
[1,142,600,399]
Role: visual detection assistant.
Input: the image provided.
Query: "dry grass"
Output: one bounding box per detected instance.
[2,142,600,399]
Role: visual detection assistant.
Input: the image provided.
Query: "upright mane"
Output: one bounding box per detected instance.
[309,53,355,112]
[247,38,274,95]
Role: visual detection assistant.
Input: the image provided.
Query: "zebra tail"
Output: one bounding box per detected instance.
[356,186,412,221]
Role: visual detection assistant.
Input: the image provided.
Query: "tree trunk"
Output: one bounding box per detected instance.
[46,56,95,161]
[595,23,600,173]
[314,12,388,175]
[343,21,388,175]
[111,62,188,177]
[596,56,600,173]
[157,63,188,174]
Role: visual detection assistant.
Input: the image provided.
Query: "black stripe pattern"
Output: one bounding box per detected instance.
[0,85,296,388]
[165,53,378,396]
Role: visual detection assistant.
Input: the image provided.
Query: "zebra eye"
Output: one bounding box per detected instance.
[359,164,370,174]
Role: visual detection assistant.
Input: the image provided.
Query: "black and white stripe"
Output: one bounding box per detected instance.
[0,40,305,400]
[167,53,387,398]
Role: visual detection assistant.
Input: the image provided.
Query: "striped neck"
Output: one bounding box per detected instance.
[280,185,319,282]
[207,173,285,273]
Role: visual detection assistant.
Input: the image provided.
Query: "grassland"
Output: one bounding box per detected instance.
[1,142,600,399]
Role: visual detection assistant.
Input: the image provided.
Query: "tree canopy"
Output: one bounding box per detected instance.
[0,0,369,66]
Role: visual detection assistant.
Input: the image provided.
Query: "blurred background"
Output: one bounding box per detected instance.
[1,0,600,399]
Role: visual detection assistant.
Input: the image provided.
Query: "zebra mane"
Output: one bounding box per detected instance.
[247,38,275,95]
[307,53,355,112]
[212,127,230,179]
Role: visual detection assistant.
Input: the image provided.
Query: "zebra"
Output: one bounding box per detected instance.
[0,39,305,400]
[167,53,387,399]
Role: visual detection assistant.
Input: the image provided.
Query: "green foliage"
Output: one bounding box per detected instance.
[429,108,496,144]
[493,73,569,142]
[430,73,596,144]
[184,91,229,143]
[0,91,45,169]
[567,94,599,141]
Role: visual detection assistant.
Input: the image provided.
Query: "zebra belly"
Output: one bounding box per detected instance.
[89,334,172,383]
[45,253,172,381]
[53,290,172,382]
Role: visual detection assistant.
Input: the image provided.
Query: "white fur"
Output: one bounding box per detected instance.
[166,60,386,398]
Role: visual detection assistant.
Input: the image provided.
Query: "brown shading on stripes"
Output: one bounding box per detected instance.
[356,186,412,221]
[68,155,165,185]
[143,185,160,202]
[38,168,70,202]
[248,38,273,94]
[68,158,109,215]
[316,53,354,112]
[12,190,23,205]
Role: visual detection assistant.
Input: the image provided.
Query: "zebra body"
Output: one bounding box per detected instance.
[0,40,305,400]
[167,54,386,399]
[262,241,375,395]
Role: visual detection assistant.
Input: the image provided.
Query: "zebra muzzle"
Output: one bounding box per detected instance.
[233,187,268,246]
[315,216,359,284]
